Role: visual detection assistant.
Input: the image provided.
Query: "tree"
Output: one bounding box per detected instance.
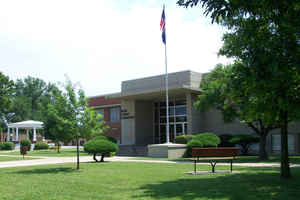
[0,72,14,137]
[43,88,75,153]
[9,76,60,134]
[194,64,280,160]
[177,0,300,179]
[44,79,106,169]
[83,138,118,162]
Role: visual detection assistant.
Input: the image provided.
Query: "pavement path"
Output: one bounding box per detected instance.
[0,155,300,169]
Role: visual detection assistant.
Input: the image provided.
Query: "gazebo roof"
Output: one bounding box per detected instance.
[7,120,44,129]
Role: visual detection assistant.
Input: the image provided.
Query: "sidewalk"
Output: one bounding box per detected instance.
[0,155,300,169]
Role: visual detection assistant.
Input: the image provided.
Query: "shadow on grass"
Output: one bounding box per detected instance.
[15,167,75,175]
[134,168,300,200]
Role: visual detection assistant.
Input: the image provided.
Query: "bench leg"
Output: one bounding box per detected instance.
[194,159,197,174]
[230,160,233,172]
[209,161,217,173]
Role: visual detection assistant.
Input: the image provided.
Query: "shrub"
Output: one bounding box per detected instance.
[219,134,234,147]
[192,133,221,147]
[175,135,194,144]
[93,135,118,144]
[34,142,49,150]
[1,142,14,150]
[84,139,118,162]
[185,133,220,157]
[106,136,118,144]
[187,139,203,148]
[229,134,259,155]
[20,139,31,151]
[0,142,4,150]
[93,136,107,141]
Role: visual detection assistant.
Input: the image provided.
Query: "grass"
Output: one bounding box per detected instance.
[0,156,36,162]
[132,155,300,164]
[0,162,299,200]
[0,148,88,157]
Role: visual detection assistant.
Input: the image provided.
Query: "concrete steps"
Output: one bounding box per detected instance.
[116,145,148,157]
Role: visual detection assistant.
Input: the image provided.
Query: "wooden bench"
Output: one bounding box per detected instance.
[191,147,240,173]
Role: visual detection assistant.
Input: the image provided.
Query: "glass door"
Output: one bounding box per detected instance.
[154,99,188,144]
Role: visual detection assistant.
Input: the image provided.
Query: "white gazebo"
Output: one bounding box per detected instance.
[7,120,44,142]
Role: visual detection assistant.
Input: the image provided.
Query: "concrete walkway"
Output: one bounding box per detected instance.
[0,155,300,169]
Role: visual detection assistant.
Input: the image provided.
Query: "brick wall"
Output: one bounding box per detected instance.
[88,95,122,144]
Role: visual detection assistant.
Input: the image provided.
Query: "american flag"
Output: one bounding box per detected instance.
[160,6,166,44]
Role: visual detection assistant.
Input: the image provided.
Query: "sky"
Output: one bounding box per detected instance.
[0,0,231,97]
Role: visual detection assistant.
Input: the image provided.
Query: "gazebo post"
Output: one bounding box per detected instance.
[33,128,37,142]
[16,128,19,142]
[7,128,10,142]
[26,129,29,139]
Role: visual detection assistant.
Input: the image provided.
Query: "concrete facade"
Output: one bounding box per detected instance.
[88,70,300,155]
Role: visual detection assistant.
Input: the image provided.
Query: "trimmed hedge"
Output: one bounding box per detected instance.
[106,136,118,144]
[0,142,15,150]
[84,139,118,162]
[20,139,32,151]
[189,133,221,147]
[93,135,118,144]
[219,134,234,147]
[34,142,49,150]
[175,135,194,144]
[229,134,259,155]
[186,133,220,157]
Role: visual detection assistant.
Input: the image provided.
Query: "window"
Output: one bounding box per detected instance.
[96,109,104,121]
[272,134,295,153]
[110,107,120,122]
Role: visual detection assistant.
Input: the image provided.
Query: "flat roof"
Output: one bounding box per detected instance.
[88,70,203,100]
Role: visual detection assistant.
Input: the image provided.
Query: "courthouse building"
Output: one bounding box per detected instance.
[88,70,300,155]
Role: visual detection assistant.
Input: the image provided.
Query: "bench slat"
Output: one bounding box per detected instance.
[190,157,235,161]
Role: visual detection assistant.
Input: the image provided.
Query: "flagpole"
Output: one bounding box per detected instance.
[164,6,170,144]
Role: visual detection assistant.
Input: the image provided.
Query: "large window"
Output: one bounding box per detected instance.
[154,99,187,143]
[110,107,120,122]
[96,109,104,121]
[272,134,296,153]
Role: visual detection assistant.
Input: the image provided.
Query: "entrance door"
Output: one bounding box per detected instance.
[154,99,188,144]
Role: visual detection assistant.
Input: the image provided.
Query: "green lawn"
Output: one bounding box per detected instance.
[132,156,300,164]
[0,162,299,200]
[0,148,88,157]
[0,156,36,162]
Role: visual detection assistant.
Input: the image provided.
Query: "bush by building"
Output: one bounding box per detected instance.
[84,138,118,162]
[185,133,220,157]
[229,134,259,155]
[191,133,221,147]
[34,142,49,150]
[0,142,15,150]
[219,134,234,147]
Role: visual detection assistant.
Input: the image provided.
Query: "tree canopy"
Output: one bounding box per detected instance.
[43,79,106,169]
[195,64,280,160]
[178,0,300,178]
[0,72,14,132]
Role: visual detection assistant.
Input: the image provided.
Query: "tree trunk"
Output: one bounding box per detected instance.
[280,110,291,179]
[259,133,268,160]
[100,154,104,162]
[57,142,60,153]
[76,136,80,170]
